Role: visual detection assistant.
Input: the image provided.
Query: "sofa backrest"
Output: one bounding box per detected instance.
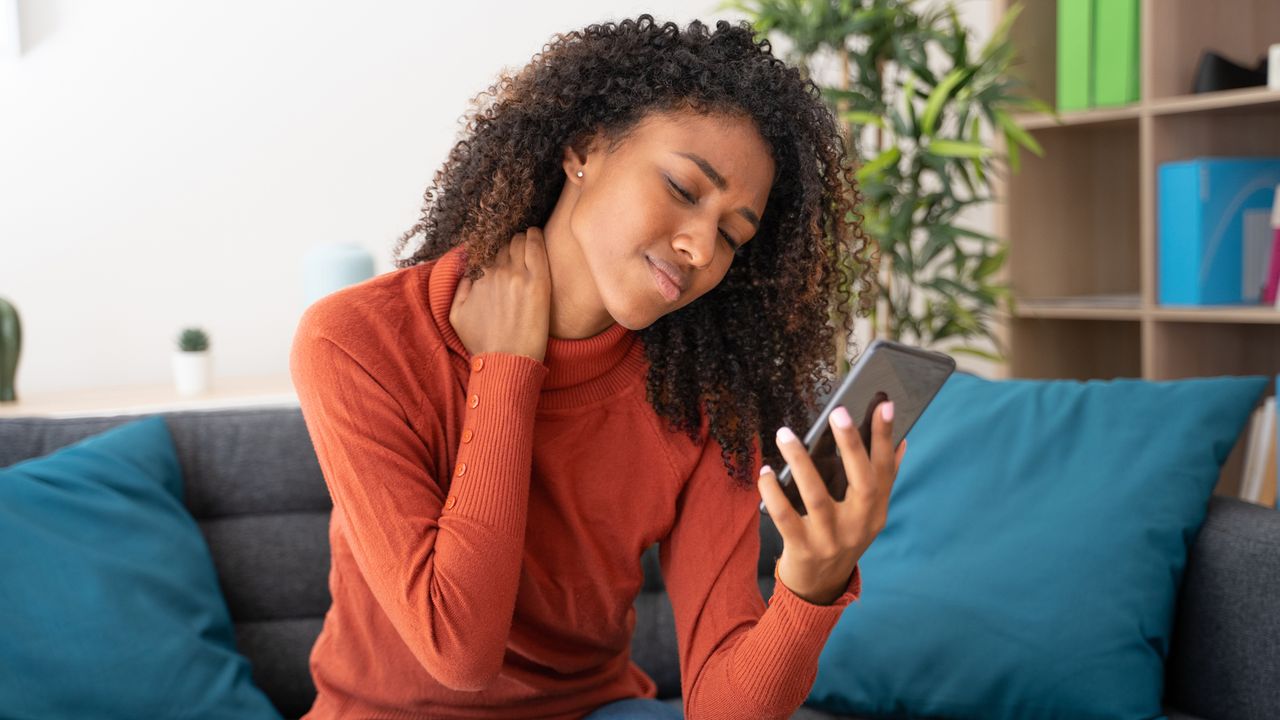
[4,404,1279,720]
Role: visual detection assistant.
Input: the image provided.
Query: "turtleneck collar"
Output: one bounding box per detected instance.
[423,244,650,411]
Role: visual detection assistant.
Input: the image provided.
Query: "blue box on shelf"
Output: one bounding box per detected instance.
[1157,157,1280,306]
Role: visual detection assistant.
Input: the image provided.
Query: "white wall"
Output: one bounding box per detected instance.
[0,0,993,396]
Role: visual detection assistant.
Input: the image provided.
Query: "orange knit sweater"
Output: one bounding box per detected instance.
[288,244,861,720]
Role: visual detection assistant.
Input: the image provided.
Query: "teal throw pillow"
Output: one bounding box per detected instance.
[807,372,1268,720]
[0,415,283,720]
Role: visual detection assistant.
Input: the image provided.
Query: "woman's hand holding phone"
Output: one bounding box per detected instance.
[757,400,907,605]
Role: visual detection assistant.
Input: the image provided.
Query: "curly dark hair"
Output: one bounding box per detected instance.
[392,13,877,491]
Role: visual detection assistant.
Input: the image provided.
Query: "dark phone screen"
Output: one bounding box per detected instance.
[772,341,955,517]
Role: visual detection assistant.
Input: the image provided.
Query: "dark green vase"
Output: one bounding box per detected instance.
[0,296,21,403]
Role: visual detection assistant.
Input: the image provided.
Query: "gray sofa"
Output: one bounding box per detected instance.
[3,405,1278,720]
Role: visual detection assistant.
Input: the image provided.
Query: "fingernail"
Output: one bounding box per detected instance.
[776,426,797,444]
[881,401,894,422]
[831,406,852,429]
[759,464,772,476]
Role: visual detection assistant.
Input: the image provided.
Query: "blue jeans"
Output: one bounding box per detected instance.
[582,697,684,719]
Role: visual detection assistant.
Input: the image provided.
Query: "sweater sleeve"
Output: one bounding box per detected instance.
[658,430,862,720]
[289,311,548,693]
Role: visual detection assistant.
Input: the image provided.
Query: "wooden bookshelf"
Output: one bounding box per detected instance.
[990,0,1280,499]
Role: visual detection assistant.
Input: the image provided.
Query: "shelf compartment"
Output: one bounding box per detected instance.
[1005,122,1140,300]
[1006,318,1141,380]
[1146,0,1280,101]
[1151,103,1280,167]
[1149,321,1280,379]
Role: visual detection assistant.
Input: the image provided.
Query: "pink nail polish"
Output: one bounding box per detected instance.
[831,406,852,429]
[881,401,894,422]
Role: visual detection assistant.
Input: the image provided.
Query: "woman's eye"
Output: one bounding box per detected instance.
[667,178,741,254]
[666,178,694,203]
[723,231,742,253]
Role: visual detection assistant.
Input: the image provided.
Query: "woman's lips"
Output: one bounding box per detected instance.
[647,256,681,302]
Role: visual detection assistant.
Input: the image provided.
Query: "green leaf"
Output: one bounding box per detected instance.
[948,345,1004,362]
[1019,96,1056,117]
[993,109,1043,157]
[921,67,971,136]
[969,115,988,184]
[842,110,886,128]
[954,157,980,199]
[886,105,911,142]
[973,247,1006,280]
[901,74,919,138]
[855,146,901,183]
[925,140,992,159]
[1006,134,1021,174]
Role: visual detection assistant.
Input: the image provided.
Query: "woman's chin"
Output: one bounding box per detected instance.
[604,300,659,332]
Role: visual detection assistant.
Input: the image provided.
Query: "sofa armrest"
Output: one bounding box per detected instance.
[1165,495,1280,719]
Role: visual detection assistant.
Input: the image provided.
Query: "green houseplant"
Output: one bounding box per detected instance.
[717,0,1052,372]
[0,296,21,403]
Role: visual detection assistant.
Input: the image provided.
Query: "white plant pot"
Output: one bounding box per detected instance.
[172,350,212,396]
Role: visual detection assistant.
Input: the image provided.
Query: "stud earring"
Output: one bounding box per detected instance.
[576,170,583,177]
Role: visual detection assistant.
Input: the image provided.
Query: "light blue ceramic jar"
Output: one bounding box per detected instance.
[303,243,375,305]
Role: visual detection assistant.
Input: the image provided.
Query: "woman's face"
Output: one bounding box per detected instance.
[553,109,775,332]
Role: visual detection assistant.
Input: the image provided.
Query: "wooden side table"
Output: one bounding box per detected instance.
[0,374,298,418]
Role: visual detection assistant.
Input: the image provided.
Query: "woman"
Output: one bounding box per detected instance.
[290,13,906,720]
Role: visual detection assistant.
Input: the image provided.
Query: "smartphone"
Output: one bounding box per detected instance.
[760,339,957,517]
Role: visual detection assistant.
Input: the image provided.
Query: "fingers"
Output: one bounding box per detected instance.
[827,405,872,490]
[508,227,547,274]
[507,231,526,268]
[757,465,804,539]
[523,227,547,276]
[870,400,895,482]
[774,426,834,522]
[828,399,900,526]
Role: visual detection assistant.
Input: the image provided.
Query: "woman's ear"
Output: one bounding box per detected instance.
[561,148,586,183]
[560,140,588,183]
[561,126,605,182]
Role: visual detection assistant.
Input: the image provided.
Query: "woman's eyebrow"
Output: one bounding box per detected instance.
[671,151,761,231]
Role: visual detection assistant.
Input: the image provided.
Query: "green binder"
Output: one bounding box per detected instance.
[1057,0,1093,111]
[1094,0,1141,106]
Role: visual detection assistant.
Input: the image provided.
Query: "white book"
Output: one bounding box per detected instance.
[1240,404,1266,503]
[1258,398,1277,504]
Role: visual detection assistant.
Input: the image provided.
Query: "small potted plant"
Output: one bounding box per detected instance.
[172,327,212,396]
[0,295,21,403]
